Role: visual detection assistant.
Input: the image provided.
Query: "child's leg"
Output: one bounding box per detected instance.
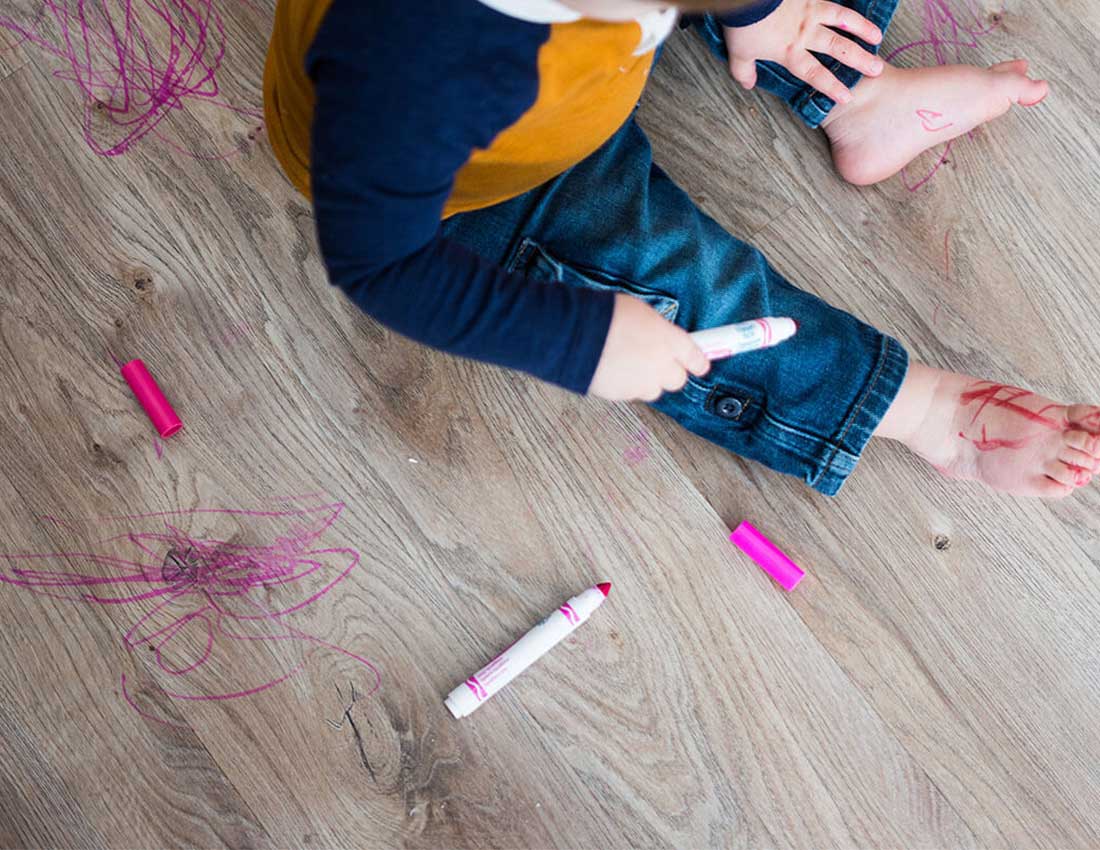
[443,119,1100,497]
[445,120,906,496]
[693,6,1048,186]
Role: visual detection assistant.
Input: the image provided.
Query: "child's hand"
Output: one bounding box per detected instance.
[589,294,710,402]
[722,0,884,105]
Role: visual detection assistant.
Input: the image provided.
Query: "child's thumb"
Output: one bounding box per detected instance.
[677,333,711,377]
[730,58,758,90]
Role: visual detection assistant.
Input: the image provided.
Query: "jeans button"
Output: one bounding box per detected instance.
[715,395,745,420]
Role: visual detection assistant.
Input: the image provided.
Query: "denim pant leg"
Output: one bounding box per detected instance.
[441,119,907,496]
[693,0,900,128]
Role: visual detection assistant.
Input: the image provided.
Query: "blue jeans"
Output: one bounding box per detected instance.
[442,0,905,496]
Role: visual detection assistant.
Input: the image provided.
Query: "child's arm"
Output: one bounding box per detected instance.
[306,2,706,399]
[719,0,885,103]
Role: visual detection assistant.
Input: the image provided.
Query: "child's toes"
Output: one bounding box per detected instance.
[1059,445,1100,474]
[990,58,1029,75]
[993,68,1048,107]
[1063,429,1100,460]
[1016,76,1048,107]
[1067,404,1100,433]
[1037,476,1076,499]
[1045,459,1092,488]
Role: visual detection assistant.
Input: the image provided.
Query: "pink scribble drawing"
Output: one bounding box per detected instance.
[153,436,164,459]
[1,500,380,727]
[623,429,650,466]
[220,320,253,348]
[916,107,954,132]
[0,0,263,158]
[886,0,1002,190]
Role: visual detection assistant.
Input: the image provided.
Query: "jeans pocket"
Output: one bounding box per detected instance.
[505,237,680,321]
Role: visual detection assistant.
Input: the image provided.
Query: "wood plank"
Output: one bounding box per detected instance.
[636,4,1100,845]
[0,42,978,848]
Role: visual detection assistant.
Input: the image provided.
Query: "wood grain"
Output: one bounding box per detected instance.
[1,0,1099,847]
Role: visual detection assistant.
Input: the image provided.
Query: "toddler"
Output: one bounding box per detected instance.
[264,0,1099,498]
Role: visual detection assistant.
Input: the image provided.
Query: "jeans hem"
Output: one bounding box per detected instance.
[695,0,901,130]
[794,0,900,128]
[670,330,908,497]
[811,333,909,495]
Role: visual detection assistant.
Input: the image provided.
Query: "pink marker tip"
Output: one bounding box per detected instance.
[596,582,611,597]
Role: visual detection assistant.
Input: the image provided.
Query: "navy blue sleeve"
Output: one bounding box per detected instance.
[305,0,615,395]
[716,0,783,26]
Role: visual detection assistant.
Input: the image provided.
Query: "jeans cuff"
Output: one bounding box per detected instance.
[810,332,909,495]
[793,0,901,128]
[692,0,900,130]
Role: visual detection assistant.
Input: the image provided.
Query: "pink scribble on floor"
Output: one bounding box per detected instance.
[0,0,263,158]
[886,0,1002,190]
[623,429,650,466]
[0,499,381,726]
[220,320,253,348]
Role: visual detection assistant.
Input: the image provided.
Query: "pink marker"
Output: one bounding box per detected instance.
[690,317,797,361]
[444,582,611,719]
[730,522,805,592]
[120,359,183,438]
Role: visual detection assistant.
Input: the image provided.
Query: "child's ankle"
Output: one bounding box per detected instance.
[874,361,945,447]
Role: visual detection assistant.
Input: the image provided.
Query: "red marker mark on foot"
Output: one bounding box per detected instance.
[1069,410,1100,433]
[1066,464,1091,487]
[960,425,1032,452]
[916,108,954,132]
[959,382,1064,430]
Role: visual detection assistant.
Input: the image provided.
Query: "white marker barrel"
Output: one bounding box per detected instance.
[690,317,797,361]
[444,584,610,719]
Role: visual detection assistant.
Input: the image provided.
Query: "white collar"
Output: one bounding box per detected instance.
[476,0,677,55]
[476,0,581,23]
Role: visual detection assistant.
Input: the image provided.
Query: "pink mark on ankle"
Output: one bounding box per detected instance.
[916,108,955,132]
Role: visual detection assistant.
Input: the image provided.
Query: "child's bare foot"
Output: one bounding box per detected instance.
[821,60,1049,186]
[875,363,1100,499]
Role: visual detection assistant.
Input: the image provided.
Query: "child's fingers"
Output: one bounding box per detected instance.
[820,2,882,45]
[729,57,758,90]
[789,51,852,104]
[676,335,711,378]
[661,366,689,394]
[810,27,884,77]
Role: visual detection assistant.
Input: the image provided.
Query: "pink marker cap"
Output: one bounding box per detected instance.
[730,521,805,592]
[120,359,183,438]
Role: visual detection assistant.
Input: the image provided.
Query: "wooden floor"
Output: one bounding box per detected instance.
[2,1,1100,848]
